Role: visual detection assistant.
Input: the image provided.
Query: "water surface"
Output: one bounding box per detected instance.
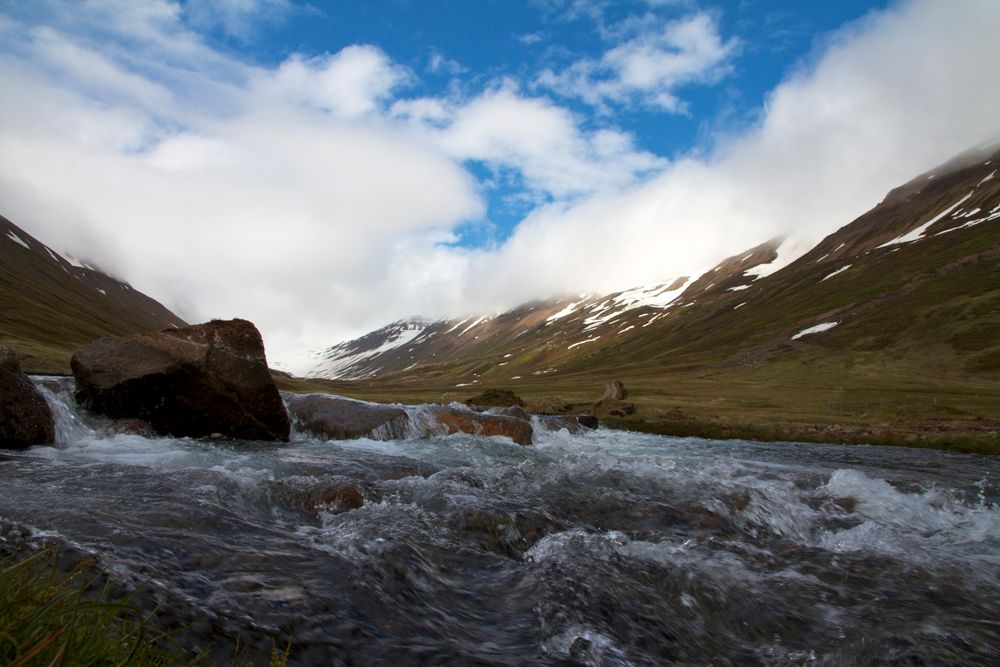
[1,379,998,665]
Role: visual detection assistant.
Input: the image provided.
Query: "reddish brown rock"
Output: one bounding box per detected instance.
[0,345,55,449]
[305,484,365,514]
[71,319,290,441]
[287,393,408,440]
[425,405,533,446]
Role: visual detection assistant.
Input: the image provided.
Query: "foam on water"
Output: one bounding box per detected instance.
[3,381,999,664]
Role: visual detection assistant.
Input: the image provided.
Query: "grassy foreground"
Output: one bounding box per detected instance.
[0,549,184,666]
[0,549,291,666]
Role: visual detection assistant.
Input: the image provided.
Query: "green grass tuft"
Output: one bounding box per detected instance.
[0,549,193,666]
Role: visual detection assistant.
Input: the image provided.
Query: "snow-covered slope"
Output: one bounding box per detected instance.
[308,237,790,380]
[308,142,1000,386]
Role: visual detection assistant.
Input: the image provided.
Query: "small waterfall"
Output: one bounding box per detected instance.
[31,376,97,444]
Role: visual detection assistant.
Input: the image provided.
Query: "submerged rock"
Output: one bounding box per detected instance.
[71,319,290,441]
[286,393,408,441]
[425,405,533,446]
[305,484,365,514]
[0,345,54,448]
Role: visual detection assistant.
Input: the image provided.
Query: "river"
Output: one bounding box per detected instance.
[1,378,998,665]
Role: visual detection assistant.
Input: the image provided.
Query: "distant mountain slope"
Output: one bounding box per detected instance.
[1,215,186,372]
[310,143,1000,388]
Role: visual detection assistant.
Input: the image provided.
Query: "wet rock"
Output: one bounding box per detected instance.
[287,393,408,441]
[305,484,365,514]
[537,414,598,434]
[832,496,857,513]
[425,405,533,446]
[498,405,531,421]
[457,510,560,558]
[465,389,526,408]
[0,345,55,449]
[110,418,156,438]
[71,319,290,441]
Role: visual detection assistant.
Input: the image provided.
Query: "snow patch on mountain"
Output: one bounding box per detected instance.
[310,320,428,379]
[791,321,839,340]
[5,230,30,249]
[878,192,973,248]
[743,236,814,281]
[821,264,852,281]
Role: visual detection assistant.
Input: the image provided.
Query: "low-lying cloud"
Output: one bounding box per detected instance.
[0,0,998,371]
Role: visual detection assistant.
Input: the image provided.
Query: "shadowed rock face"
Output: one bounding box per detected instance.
[0,346,54,448]
[71,319,290,441]
[286,393,409,441]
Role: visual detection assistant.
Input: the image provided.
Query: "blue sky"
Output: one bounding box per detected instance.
[188,0,888,247]
[0,1,998,368]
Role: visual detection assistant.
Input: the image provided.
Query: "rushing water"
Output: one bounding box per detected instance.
[1,378,999,665]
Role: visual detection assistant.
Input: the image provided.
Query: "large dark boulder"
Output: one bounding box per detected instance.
[71,319,290,441]
[286,393,408,440]
[425,405,533,446]
[0,346,55,449]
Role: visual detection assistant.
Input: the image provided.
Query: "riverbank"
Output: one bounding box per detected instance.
[273,362,1000,455]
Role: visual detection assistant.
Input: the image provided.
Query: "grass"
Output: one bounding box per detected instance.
[0,548,294,666]
[0,549,188,666]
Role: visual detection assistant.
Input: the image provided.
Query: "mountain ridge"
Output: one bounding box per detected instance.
[290,142,1000,452]
[0,214,187,372]
[309,141,1000,385]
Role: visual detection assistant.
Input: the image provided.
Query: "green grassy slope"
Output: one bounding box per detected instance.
[294,145,1000,452]
[0,215,186,372]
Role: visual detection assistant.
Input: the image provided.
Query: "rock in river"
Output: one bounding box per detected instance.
[286,393,409,441]
[71,319,290,441]
[425,405,533,446]
[0,345,54,449]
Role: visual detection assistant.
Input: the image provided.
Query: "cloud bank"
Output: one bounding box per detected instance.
[0,0,998,371]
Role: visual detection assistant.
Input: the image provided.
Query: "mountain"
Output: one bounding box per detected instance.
[0,215,186,372]
[306,143,1000,451]
[306,235,789,382]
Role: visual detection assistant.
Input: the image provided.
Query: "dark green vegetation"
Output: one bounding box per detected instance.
[0,547,294,666]
[0,215,185,373]
[297,145,1000,453]
[0,549,184,666]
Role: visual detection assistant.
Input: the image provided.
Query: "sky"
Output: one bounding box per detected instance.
[1,0,999,371]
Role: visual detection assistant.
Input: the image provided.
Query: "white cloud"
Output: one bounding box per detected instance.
[428,51,465,76]
[468,0,1000,304]
[434,85,665,198]
[0,0,999,374]
[257,46,411,118]
[539,11,737,111]
[184,0,295,40]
